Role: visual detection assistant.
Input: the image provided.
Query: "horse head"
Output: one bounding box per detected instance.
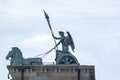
[6,47,23,65]
[6,49,16,65]
[6,51,15,60]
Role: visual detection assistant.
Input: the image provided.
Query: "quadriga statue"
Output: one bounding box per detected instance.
[6,47,42,65]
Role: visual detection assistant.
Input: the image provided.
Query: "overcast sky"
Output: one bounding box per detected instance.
[0,0,120,80]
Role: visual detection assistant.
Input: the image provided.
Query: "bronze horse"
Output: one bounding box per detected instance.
[6,47,42,65]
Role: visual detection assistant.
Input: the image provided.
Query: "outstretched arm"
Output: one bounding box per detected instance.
[52,34,61,39]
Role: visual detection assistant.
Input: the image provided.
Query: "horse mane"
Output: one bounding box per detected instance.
[12,47,23,58]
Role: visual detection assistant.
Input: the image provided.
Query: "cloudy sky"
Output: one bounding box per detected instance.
[0,0,120,80]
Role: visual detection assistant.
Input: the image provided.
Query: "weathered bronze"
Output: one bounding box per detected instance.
[6,11,79,65]
[53,31,75,53]
[6,47,42,65]
[43,10,79,65]
[53,31,78,65]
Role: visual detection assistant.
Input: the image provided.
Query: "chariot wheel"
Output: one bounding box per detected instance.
[56,54,79,65]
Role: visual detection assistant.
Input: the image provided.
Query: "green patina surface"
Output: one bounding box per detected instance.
[6,47,42,65]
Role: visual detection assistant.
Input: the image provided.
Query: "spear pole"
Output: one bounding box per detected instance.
[43,10,58,49]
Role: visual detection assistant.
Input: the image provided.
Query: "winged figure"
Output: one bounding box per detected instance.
[52,31,75,53]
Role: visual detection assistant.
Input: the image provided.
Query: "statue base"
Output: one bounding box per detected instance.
[7,65,95,80]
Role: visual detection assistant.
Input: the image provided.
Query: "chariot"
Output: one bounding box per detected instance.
[55,50,79,65]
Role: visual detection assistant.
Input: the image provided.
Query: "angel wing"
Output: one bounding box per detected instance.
[66,31,75,52]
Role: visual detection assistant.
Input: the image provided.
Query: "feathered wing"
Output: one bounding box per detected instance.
[66,31,75,52]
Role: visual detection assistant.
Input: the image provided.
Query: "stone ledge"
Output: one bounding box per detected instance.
[7,65,95,69]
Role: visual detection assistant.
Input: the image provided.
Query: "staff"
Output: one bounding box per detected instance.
[43,10,58,49]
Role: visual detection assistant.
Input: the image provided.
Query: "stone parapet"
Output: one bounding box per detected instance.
[7,65,95,80]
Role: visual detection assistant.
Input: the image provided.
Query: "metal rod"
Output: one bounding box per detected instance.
[43,10,58,49]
